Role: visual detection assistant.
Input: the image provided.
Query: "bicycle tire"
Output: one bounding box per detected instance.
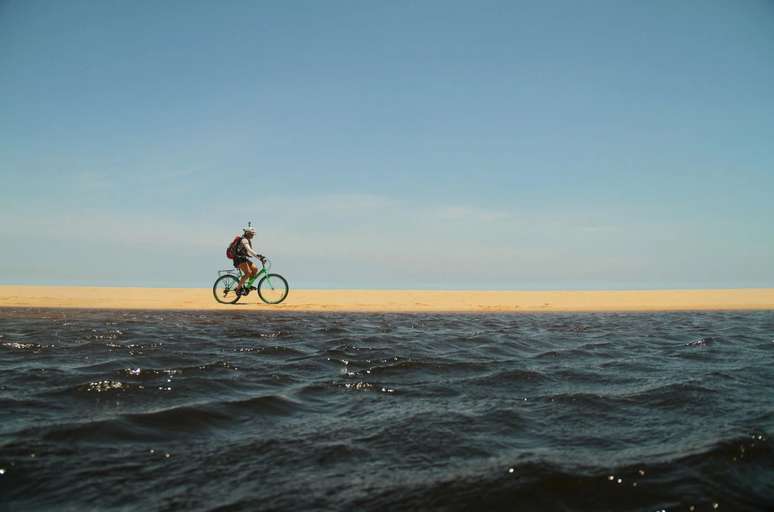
[257,273,289,304]
[213,274,241,304]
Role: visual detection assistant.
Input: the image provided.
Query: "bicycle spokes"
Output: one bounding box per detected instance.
[213,274,241,304]
[257,273,289,304]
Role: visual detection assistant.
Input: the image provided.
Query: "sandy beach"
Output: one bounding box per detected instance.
[1,286,773,312]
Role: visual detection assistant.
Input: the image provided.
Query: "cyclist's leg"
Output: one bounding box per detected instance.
[236,261,251,291]
[245,261,259,288]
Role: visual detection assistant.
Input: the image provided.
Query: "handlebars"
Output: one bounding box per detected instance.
[256,256,271,271]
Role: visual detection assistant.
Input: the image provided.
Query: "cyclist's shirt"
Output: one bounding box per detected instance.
[238,237,259,258]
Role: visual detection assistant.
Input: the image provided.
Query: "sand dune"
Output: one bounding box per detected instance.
[1,286,773,312]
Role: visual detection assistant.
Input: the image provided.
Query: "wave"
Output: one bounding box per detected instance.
[30,394,306,444]
[344,359,490,378]
[466,368,549,385]
[346,434,774,512]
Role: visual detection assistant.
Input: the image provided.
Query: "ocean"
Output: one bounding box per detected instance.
[1,309,773,511]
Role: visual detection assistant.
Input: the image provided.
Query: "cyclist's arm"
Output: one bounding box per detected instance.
[240,238,260,258]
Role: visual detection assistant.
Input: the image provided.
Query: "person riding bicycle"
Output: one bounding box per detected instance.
[234,226,266,295]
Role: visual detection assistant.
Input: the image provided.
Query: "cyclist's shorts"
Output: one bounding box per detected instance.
[233,256,249,268]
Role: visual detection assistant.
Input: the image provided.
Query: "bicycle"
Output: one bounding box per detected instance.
[212,257,289,305]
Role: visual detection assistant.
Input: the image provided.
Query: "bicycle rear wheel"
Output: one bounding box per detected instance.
[213,274,241,304]
[257,273,289,304]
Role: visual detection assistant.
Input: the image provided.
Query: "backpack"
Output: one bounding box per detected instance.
[226,236,242,260]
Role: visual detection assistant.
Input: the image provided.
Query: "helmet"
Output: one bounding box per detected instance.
[243,226,256,235]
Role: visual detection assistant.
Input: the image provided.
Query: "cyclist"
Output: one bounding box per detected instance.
[234,226,266,295]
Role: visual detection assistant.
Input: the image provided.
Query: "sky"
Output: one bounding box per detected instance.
[1,0,773,289]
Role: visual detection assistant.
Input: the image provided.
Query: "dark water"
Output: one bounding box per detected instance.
[1,309,773,512]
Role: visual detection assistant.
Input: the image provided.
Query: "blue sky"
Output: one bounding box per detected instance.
[2,0,773,289]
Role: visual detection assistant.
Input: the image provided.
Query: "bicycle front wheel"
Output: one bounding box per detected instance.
[257,273,289,304]
[213,274,241,304]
